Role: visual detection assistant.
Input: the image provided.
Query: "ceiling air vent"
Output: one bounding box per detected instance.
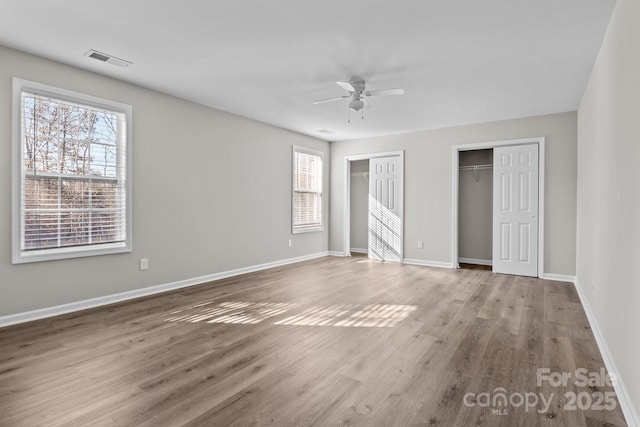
[84,49,132,68]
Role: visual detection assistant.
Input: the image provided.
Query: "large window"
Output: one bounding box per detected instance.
[12,79,132,263]
[292,146,323,233]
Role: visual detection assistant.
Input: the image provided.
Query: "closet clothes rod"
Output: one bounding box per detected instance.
[458,164,493,170]
[351,171,369,183]
[459,164,493,182]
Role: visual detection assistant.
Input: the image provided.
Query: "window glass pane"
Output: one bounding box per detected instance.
[61,138,91,175]
[61,179,89,209]
[92,181,118,208]
[25,177,58,210]
[24,212,59,250]
[59,211,90,247]
[94,111,118,146]
[23,96,60,174]
[90,143,118,177]
[91,212,119,243]
[294,192,322,226]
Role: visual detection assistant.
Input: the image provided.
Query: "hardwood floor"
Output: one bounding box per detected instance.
[0,256,627,426]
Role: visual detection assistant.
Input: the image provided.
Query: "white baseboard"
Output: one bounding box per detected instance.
[458,257,492,266]
[541,273,577,283]
[0,251,330,328]
[403,258,455,269]
[328,251,347,257]
[349,248,367,254]
[574,279,639,427]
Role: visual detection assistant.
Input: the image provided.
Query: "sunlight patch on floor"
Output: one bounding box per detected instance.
[165,301,296,324]
[165,302,417,328]
[274,304,416,328]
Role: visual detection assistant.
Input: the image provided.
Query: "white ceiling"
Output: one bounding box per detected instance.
[0,0,615,141]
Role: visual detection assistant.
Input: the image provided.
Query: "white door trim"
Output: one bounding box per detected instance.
[451,137,545,277]
[344,150,405,258]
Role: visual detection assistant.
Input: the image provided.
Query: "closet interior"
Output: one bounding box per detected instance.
[458,149,493,267]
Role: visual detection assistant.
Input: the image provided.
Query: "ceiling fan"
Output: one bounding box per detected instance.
[313,80,405,113]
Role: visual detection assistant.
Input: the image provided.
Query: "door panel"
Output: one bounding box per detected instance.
[368,156,402,262]
[493,144,539,277]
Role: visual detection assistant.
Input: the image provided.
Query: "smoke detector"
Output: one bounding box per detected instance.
[84,49,132,68]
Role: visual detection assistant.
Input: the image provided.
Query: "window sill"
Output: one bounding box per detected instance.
[12,242,131,264]
[292,226,324,234]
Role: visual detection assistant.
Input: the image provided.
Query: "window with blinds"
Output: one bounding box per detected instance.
[292,146,323,233]
[12,79,132,263]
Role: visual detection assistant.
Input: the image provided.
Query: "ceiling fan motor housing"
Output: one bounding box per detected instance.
[349,80,366,93]
[349,80,366,111]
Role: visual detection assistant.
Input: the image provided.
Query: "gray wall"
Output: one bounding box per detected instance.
[330,112,577,275]
[458,149,492,262]
[577,0,640,420]
[0,45,329,317]
[349,160,369,251]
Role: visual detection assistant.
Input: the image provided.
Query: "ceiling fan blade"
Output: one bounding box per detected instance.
[336,81,355,93]
[365,88,405,97]
[312,95,349,104]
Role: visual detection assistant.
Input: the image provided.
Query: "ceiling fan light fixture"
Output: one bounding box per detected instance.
[350,100,364,112]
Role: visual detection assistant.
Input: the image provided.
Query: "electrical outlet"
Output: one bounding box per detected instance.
[140,258,148,271]
[417,240,424,249]
[288,239,292,248]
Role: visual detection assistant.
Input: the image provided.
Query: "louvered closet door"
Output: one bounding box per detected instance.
[492,144,539,277]
[368,156,402,262]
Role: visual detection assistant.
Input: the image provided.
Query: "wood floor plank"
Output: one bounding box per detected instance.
[0,256,628,426]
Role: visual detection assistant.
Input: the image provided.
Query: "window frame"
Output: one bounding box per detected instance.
[11,78,133,264]
[291,145,324,234]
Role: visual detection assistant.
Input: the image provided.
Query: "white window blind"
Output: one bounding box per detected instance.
[292,146,323,233]
[13,79,131,263]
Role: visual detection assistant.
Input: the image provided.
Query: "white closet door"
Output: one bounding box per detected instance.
[368,156,402,262]
[492,144,539,277]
